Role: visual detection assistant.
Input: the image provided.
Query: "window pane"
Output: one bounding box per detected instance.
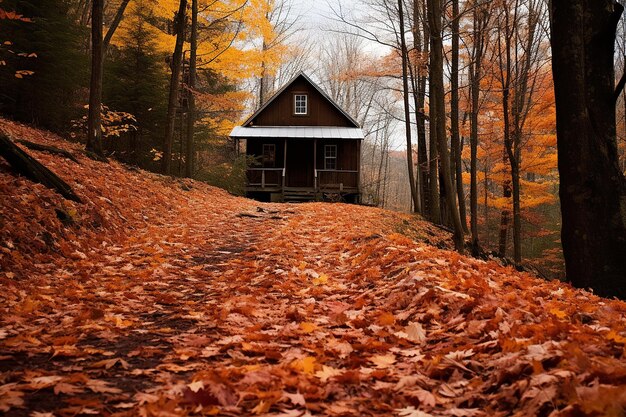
[324,145,337,170]
[295,94,307,114]
[263,144,275,167]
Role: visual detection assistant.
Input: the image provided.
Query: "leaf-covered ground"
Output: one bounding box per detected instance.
[2,119,626,417]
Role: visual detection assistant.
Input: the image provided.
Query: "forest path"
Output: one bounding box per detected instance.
[2,118,626,416]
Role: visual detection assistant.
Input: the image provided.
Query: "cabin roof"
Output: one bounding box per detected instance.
[230,126,365,140]
[240,71,360,128]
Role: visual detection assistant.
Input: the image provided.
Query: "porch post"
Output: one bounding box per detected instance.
[356,140,361,202]
[314,138,317,191]
[282,139,287,188]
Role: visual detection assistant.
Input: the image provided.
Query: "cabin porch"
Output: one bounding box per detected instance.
[238,137,361,203]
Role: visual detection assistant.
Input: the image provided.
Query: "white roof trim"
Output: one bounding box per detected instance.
[229,126,364,140]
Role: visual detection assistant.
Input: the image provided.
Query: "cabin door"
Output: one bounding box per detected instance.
[286,140,314,188]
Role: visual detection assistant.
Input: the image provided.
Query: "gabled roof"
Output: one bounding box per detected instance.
[241,71,360,128]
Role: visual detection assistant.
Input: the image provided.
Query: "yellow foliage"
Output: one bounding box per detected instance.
[108,0,291,138]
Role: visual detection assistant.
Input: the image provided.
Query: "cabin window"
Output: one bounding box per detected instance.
[294,94,308,115]
[324,145,337,170]
[262,144,276,167]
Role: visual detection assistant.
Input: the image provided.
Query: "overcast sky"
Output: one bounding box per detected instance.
[290,0,336,30]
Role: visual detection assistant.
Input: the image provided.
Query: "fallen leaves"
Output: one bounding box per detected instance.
[85,379,122,394]
[2,119,626,416]
[291,356,317,375]
[397,322,427,343]
[0,383,24,412]
[314,365,342,383]
[369,353,396,369]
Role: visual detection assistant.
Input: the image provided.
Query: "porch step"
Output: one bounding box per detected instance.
[283,188,317,202]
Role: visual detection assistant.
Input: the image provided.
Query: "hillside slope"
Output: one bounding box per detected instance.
[1,119,626,417]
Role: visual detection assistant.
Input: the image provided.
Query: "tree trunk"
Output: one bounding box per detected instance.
[450,0,468,233]
[162,0,188,175]
[185,0,198,179]
[427,0,464,251]
[450,0,469,233]
[551,0,626,298]
[414,0,430,216]
[496,3,514,260]
[87,0,104,157]
[510,148,521,264]
[469,64,480,253]
[0,134,81,203]
[407,62,423,214]
[469,2,490,254]
[500,85,512,259]
[398,0,420,213]
[17,140,80,163]
[510,3,539,266]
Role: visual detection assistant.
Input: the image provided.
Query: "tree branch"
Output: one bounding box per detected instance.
[103,0,131,51]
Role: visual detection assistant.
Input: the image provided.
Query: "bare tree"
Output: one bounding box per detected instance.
[258,0,299,105]
[409,0,430,216]
[468,0,492,254]
[450,0,468,233]
[398,0,421,212]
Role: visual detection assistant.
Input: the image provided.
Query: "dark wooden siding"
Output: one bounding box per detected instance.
[315,139,359,171]
[249,77,355,127]
[316,140,359,188]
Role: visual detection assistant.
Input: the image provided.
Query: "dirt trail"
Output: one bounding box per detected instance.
[2,119,626,416]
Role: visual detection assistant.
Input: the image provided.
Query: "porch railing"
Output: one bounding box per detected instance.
[247,168,359,191]
[246,168,284,188]
[316,169,359,190]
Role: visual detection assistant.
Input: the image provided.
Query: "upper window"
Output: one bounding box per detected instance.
[294,94,308,115]
[262,143,276,167]
[324,145,337,170]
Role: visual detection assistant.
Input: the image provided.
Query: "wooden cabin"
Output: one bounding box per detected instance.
[230,72,364,203]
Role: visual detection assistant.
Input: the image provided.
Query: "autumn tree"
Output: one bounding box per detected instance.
[551,0,626,298]
[490,0,545,264]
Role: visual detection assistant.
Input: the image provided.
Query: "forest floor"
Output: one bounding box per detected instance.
[2,119,626,417]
